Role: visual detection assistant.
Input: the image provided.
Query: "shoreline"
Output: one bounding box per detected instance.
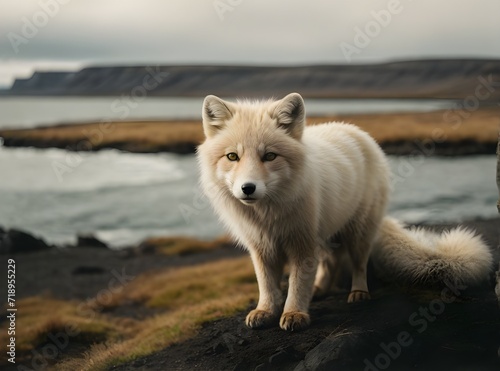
[0,108,499,156]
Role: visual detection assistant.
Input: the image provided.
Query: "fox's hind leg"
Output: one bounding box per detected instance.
[313,251,343,298]
[341,209,382,303]
[347,242,372,303]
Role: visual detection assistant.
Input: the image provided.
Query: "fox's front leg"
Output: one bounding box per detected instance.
[245,250,285,329]
[280,251,318,331]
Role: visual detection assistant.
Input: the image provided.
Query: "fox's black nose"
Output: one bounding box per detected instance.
[241,183,256,195]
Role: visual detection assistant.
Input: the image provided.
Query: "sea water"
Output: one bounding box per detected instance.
[0,146,496,247]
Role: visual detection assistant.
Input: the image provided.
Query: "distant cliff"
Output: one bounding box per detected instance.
[7,59,500,100]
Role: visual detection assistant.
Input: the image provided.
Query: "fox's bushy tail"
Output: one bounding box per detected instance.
[371,217,493,286]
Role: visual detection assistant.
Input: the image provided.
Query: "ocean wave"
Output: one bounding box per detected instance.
[0,147,186,192]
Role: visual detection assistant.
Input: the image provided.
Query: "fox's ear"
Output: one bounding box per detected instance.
[202,95,233,138]
[273,92,305,139]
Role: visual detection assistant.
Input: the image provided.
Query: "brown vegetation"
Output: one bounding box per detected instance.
[0,108,498,154]
[312,107,500,143]
[139,235,233,256]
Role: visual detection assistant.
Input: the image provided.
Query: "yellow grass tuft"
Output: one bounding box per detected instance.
[140,235,233,256]
[0,297,121,354]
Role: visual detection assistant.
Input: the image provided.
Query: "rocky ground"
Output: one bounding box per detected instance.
[1,218,499,370]
[112,218,500,371]
[113,289,500,371]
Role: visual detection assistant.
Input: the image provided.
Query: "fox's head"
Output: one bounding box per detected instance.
[198,93,306,206]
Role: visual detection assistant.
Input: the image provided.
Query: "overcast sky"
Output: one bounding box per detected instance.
[1,0,499,87]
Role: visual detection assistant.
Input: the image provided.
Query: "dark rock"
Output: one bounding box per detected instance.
[137,241,156,255]
[269,351,289,365]
[212,342,226,354]
[294,330,362,371]
[254,364,266,371]
[117,248,136,259]
[131,358,146,367]
[210,329,221,338]
[232,361,251,371]
[381,140,498,156]
[72,266,105,275]
[0,228,51,254]
[238,339,248,346]
[163,142,197,155]
[76,234,108,249]
[276,345,296,353]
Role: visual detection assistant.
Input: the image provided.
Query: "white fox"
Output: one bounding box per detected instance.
[197,92,493,331]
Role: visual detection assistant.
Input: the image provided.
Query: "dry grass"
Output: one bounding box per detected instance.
[1,108,498,151]
[0,120,204,148]
[318,107,500,143]
[2,257,256,370]
[1,297,119,352]
[139,235,233,256]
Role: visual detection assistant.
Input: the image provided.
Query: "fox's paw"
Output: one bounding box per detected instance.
[245,309,277,329]
[279,311,310,331]
[347,290,371,303]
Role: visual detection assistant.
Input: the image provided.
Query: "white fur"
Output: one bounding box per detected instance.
[197,93,494,331]
[372,217,493,285]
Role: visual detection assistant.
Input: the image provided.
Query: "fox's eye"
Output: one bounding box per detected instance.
[226,152,239,161]
[263,152,277,161]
